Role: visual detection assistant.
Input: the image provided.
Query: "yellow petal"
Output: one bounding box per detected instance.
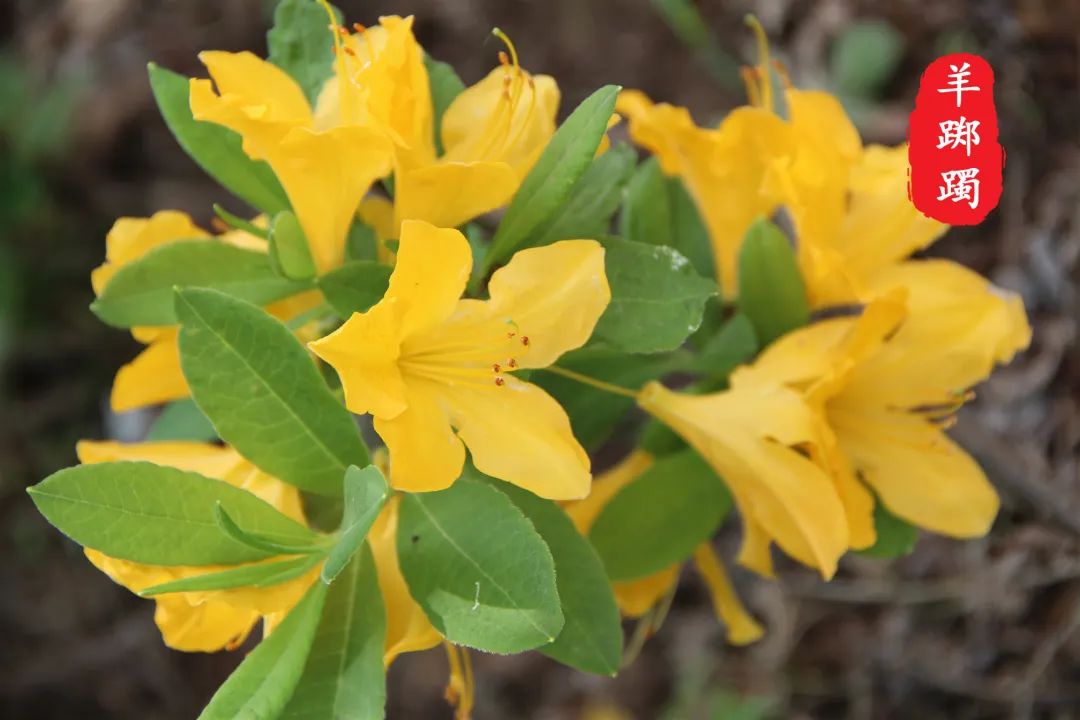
[76,439,238,478]
[638,381,848,578]
[369,497,442,665]
[93,211,207,294]
[152,594,258,652]
[613,565,680,618]
[831,405,999,537]
[374,378,465,493]
[394,160,518,230]
[692,543,764,645]
[110,330,189,412]
[197,50,312,125]
[386,220,473,337]
[445,376,591,500]
[563,451,654,534]
[486,239,610,368]
[737,516,775,578]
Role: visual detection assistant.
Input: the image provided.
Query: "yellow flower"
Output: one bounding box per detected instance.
[75,440,316,652]
[735,271,1030,538]
[564,452,763,644]
[309,219,609,499]
[93,211,323,412]
[637,382,849,579]
[189,47,394,273]
[315,17,559,237]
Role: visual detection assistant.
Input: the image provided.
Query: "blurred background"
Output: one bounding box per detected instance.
[2,0,1077,718]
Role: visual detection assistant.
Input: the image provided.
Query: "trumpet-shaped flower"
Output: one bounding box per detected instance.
[75,440,316,652]
[735,267,1031,538]
[637,382,849,579]
[309,220,609,499]
[189,47,394,273]
[92,211,322,412]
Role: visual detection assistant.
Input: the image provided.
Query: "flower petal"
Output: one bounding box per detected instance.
[374,379,465,493]
[692,543,764,645]
[93,211,207,294]
[110,330,190,412]
[394,160,518,231]
[387,220,473,336]
[76,439,238,478]
[563,451,653,534]
[486,240,610,368]
[447,377,591,500]
[612,565,679,618]
[197,50,312,124]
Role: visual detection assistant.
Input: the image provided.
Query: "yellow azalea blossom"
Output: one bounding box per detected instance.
[93,211,323,412]
[315,16,559,236]
[735,272,1030,538]
[565,452,763,644]
[637,381,849,579]
[310,220,607,498]
[76,440,316,652]
[189,49,394,273]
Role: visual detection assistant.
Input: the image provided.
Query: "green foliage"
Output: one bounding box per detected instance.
[525,143,638,249]
[621,156,714,279]
[145,399,218,442]
[269,210,317,280]
[594,237,717,353]
[690,312,758,381]
[483,85,621,275]
[831,20,904,99]
[493,481,624,676]
[140,554,322,597]
[396,478,564,653]
[214,504,329,556]
[424,54,466,156]
[283,545,387,720]
[28,461,316,565]
[589,450,732,580]
[317,260,392,316]
[267,0,341,106]
[737,218,810,347]
[198,582,328,720]
[148,63,288,214]
[858,502,919,559]
[175,288,369,496]
[91,240,311,328]
[321,466,389,584]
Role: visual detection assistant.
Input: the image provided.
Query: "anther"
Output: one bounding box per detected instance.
[506,331,516,339]
[498,51,510,67]
[344,47,357,57]
[211,217,229,232]
[492,363,501,373]
[352,22,366,33]
[520,336,530,346]
[507,358,518,369]
[337,25,350,37]
[494,377,505,386]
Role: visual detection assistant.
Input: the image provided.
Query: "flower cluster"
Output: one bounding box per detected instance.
[27,4,1029,719]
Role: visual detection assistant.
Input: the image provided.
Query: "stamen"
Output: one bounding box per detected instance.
[740,67,762,108]
[507,358,517,369]
[492,363,501,373]
[498,50,510,68]
[772,58,792,89]
[352,22,366,33]
[344,47,357,57]
[491,27,520,72]
[210,217,229,232]
[520,336,530,346]
[494,377,505,387]
[337,25,350,37]
[743,15,773,112]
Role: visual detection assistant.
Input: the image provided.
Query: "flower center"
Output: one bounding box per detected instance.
[398,314,530,389]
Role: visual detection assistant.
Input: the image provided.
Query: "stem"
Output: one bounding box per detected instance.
[542,365,638,399]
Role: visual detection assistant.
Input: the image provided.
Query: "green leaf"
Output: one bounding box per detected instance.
[198,582,328,720]
[589,450,732,580]
[483,85,620,274]
[857,502,919,559]
[91,240,311,328]
[688,312,758,379]
[27,461,315,565]
[492,481,623,676]
[317,260,392,317]
[140,553,322,597]
[269,210,316,280]
[424,54,465,156]
[737,218,810,347]
[397,478,563,653]
[267,0,340,106]
[830,20,904,99]
[283,545,386,720]
[346,216,381,262]
[215,504,327,556]
[524,143,637,249]
[322,465,390,584]
[594,237,717,353]
[621,158,714,279]
[148,63,288,214]
[534,346,682,450]
[146,398,218,442]
[213,203,270,239]
[176,287,369,496]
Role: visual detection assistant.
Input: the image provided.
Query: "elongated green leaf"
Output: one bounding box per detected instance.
[199,582,327,720]
[269,210,316,280]
[534,347,683,450]
[215,504,327,556]
[27,461,315,565]
[146,398,218,442]
[397,478,563,653]
[525,143,637,249]
[141,554,321,597]
[590,450,732,580]
[492,481,622,676]
[425,54,465,156]
[322,465,390,584]
[91,240,311,328]
[148,63,288,214]
[620,158,714,279]
[267,0,340,106]
[688,312,758,379]
[176,288,369,496]
[857,502,919,559]
[483,85,620,273]
[283,545,386,720]
[737,218,810,347]
[594,237,717,353]
[317,260,392,317]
